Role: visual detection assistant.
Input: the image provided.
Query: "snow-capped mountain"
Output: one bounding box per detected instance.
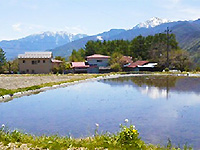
[29,31,87,43]
[133,17,171,29]
[50,18,200,61]
[0,31,87,59]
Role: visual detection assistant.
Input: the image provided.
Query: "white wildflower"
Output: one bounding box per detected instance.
[95,123,99,127]
[125,119,129,123]
[1,124,5,128]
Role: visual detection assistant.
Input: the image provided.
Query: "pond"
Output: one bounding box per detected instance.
[0,75,200,148]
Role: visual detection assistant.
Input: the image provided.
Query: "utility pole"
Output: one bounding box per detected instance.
[165,27,171,69]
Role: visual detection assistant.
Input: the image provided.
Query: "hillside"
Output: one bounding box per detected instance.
[49,29,126,57]
[50,19,200,66]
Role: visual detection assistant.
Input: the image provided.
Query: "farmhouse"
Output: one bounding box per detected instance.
[86,54,110,73]
[124,60,158,71]
[71,62,89,73]
[18,52,62,74]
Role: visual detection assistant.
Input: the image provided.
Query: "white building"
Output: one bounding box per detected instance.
[86,54,110,67]
[86,54,110,73]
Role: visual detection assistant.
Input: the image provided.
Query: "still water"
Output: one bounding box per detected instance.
[0,75,200,148]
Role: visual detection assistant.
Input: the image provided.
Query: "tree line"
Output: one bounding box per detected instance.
[69,33,194,71]
[0,33,198,73]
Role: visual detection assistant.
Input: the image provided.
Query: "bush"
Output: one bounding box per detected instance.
[111,63,122,72]
[165,68,169,72]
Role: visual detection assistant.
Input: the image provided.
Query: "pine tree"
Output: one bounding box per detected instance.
[0,48,6,73]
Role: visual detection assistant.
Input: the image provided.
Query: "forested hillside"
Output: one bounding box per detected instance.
[69,33,191,71]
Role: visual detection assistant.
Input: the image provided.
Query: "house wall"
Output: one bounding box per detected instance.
[18,58,52,74]
[73,67,88,73]
[87,58,109,67]
[87,66,99,73]
[123,67,139,72]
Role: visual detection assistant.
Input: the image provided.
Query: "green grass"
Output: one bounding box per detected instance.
[0,124,192,150]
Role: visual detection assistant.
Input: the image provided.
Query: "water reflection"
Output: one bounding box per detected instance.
[0,75,200,148]
[102,75,200,99]
[139,86,167,99]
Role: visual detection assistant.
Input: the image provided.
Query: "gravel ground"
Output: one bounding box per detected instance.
[0,74,95,90]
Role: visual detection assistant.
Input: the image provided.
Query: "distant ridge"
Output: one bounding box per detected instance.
[0,31,87,60]
[48,18,200,66]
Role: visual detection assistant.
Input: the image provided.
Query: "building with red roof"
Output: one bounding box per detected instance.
[71,62,89,73]
[124,60,158,71]
[86,54,110,73]
[127,61,149,68]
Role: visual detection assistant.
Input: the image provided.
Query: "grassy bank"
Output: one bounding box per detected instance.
[0,124,192,150]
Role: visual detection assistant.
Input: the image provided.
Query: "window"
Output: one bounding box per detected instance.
[43,60,45,63]
[23,60,25,63]
[97,60,102,62]
[90,64,97,66]
[26,69,29,73]
[38,60,40,63]
[32,60,37,65]
[32,70,35,74]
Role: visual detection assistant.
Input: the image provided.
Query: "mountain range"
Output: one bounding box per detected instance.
[49,17,200,60]
[0,31,87,59]
[1,17,200,63]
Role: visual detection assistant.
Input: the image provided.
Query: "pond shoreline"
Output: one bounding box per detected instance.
[0,73,199,102]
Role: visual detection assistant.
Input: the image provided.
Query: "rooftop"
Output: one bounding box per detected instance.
[120,56,133,64]
[86,54,110,59]
[18,52,52,59]
[71,62,89,68]
[127,61,149,68]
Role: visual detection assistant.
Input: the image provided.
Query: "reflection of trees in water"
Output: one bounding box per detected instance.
[104,76,200,98]
[108,76,180,89]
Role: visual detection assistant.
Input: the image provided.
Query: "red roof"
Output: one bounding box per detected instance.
[86,54,110,59]
[127,61,149,68]
[71,62,89,68]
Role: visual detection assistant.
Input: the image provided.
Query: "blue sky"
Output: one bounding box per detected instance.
[0,0,200,41]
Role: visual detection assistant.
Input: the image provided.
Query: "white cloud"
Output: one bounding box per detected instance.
[64,26,86,34]
[12,23,22,31]
[12,23,45,33]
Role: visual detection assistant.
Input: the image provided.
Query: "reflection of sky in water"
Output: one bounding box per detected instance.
[0,76,200,148]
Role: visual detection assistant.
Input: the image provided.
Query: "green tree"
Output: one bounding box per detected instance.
[53,56,70,74]
[0,48,6,73]
[55,56,66,62]
[109,52,123,72]
[170,49,191,71]
[4,58,19,73]
[69,49,85,62]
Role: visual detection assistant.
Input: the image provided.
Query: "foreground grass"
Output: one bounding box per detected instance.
[0,74,103,97]
[0,124,192,150]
